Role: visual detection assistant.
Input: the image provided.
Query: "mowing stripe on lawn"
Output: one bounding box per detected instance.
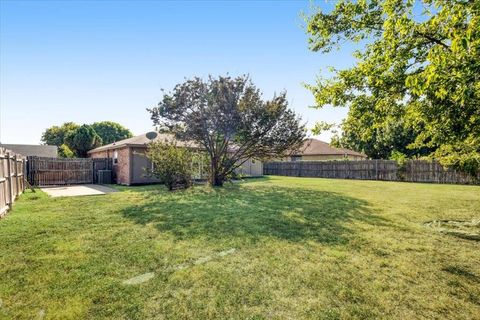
[122,248,237,285]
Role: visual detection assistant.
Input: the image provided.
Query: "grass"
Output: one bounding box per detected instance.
[0,176,479,319]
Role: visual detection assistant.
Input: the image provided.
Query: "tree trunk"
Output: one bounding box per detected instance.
[209,175,224,187]
[209,159,224,187]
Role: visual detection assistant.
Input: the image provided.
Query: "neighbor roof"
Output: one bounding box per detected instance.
[293,139,366,157]
[87,132,199,154]
[0,144,58,157]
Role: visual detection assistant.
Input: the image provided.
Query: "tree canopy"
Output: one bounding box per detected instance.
[305,0,479,172]
[41,122,79,147]
[41,121,132,157]
[148,75,305,186]
[64,125,103,158]
[91,121,133,145]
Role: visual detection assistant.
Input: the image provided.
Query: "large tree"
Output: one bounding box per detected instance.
[41,122,79,158]
[305,0,479,171]
[41,122,79,147]
[148,75,305,186]
[41,121,132,157]
[91,121,133,145]
[64,125,103,157]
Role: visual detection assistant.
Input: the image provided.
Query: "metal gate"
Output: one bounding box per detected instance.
[27,157,111,186]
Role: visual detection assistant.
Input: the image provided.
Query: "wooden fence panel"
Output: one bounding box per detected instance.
[263,160,479,185]
[403,160,478,184]
[27,157,112,186]
[263,160,399,181]
[0,148,27,218]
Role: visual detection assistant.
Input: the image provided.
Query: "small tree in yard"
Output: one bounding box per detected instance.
[146,140,194,190]
[148,75,306,187]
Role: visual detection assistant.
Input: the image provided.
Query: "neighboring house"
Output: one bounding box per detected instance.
[287,138,366,161]
[87,132,263,185]
[0,144,58,157]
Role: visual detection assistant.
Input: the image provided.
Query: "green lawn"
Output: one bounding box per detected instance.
[1,177,479,319]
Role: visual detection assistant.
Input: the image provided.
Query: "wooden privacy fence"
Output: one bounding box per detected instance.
[264,160,480,185]
[0,148,26,218]
[27,157,112,186]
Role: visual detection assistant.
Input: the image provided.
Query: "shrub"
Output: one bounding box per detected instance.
[146,140,194,190]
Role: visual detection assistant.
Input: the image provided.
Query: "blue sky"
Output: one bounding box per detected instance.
[0,0,358,144]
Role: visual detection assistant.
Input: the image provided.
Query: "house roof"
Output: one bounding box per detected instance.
[293,139,366,157]
[87,132,198,154]
[0,144,58,157]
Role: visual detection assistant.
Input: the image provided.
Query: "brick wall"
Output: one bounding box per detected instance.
[88,147,131,185]
[89,150,110,159]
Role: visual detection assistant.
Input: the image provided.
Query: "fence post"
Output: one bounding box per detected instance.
[27,156,33,186]
[14,154,19,197]
[6,152,13,209]
[21,158,25,192]
[31,156,35,186]
[410,160,414,182]
[91,159,95,184]
[345,160,348,179]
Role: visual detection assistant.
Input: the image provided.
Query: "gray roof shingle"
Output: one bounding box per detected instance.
[0,144,58,157]
[293,139,366,157]
[88,132,199,153]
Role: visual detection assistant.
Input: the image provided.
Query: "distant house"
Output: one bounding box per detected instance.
[87,132,263,185]
[287,138,366,161]
[0,144,58,158]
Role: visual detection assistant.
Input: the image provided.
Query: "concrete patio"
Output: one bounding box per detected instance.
[41,184,117,197]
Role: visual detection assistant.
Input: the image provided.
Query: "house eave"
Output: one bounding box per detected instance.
[88,143,204,154]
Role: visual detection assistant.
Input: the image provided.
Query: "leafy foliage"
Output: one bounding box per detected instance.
[91,121,133,145]
[41,121,132,157]
[305,0,480,172]
[58,144,75,158]
[146,140,194,190]
[64,125,103,157]
[41,122,79,148]
[311,121,336,136]
[148,75,306,186]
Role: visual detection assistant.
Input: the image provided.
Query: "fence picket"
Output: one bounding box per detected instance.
[27,157,112,186]
[0,148,27,218]
[264,160,479,185]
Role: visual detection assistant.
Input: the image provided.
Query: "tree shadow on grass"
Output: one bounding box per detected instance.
[121,184,387,245]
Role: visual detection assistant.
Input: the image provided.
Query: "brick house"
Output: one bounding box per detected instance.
[87,132,263,185]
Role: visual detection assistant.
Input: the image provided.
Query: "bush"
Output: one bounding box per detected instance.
[146,140,194,190]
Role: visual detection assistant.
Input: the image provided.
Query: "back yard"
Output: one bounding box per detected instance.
[1,177,479,319]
